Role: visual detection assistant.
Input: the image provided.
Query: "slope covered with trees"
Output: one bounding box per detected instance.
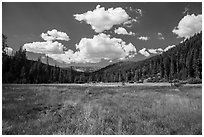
[2,34,86,84]
[2,32,202,84]
[89,32,202,83]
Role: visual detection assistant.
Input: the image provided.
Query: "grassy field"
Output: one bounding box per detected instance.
[2,83,202,135]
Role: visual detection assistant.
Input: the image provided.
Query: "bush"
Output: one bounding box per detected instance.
[187,78,202,84]
[136,80,143,83]
[159,78,168,82]
[146,78,153,82]
[174,82,182,87]
[179,80,188,84]
[172,79,179,83]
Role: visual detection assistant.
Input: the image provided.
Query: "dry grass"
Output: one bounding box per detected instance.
[2,84,202,135]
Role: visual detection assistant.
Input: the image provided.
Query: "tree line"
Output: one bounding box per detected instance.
[2,32,202,84]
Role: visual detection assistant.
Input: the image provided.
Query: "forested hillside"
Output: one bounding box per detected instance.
[89,32,202,83]
[2,34,85,83]
[2,51,84,84]
[2,32,202,83]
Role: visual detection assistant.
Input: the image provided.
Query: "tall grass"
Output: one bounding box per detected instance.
[2,84,202,135]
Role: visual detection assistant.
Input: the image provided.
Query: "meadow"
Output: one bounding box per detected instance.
[2,83,202,135]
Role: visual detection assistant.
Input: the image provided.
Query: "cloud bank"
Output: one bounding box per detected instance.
[23,41,65,54]
[47,33,137,63]
[172,14,202,38]
[23,29,137,63]
[23,29,68,54]
[139,45,176,57]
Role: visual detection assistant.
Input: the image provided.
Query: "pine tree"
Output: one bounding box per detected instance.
[186,50,194,78]
[160,58,164,78]
[170,54,176,80]
[164,57,170,80]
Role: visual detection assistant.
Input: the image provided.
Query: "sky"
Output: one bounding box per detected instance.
[2,2,202,68]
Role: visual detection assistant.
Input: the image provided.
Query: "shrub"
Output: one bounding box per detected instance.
[146,78,153,82]
[159,78,168,82]
[172,79,179,83]
[179,80,188,84]
[136,80,143,83]
[174,82,182,87]
[187,78,202,84]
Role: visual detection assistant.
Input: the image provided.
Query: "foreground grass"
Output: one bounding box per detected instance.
[2,84,202,135]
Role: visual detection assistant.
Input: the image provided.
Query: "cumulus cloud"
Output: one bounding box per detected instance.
[138,36,150,41]
[157,32,165,40]
[47,33,137,63]
[4,47,13,56]
[23,41,65,54]
[148,48,163,54]
[114,27,135,35]
[139,48,150,57]
[145,45,176,56]
[164,45,176,52]
[138,45,176,57]
[123,18,138,28]
[41,29,70,41]
[74,5,130,33]
[172,14,202,38]
[23,29,69,54]
[46,50,79,64]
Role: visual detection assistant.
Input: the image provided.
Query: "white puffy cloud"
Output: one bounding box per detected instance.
[47,33,137,63]
[123,18,138,28]
[23,41,65,54]
[46,50,78,64]
[41,33,55,41]
[148,48,163,54]
[156,48,163,52]
[157,32,165,40]
[4,47,13,56]
[23,29,69,55]
[138,36,150,41]
[41,29,70,41]
[114,27,135,35]
[138,45,176,57]
[74,5,130,33]
[164,45,176,52]
[172,14,202,38]
[139,48,150,57]
[145,45,176,55]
